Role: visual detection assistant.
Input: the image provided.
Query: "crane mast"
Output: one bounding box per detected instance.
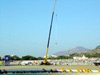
[45,0,56,62]
[41,0,56,65]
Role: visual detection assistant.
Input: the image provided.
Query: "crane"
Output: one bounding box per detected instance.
[41,0,56,65]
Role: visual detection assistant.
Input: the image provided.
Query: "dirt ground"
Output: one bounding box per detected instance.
[0,65,100,70]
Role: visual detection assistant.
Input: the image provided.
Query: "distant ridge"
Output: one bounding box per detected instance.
[77,45,100,56]
[54,46,90,56]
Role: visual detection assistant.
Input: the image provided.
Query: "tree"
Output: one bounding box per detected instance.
[22,55,37,60]
[48,57,56,59]
[0,57,1,60]
[37,57,44,60]
[10,55,21,60]
[56,56,73,59]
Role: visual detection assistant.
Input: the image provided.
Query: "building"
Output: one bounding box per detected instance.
[73,55,88,60]
[44,54,57,58]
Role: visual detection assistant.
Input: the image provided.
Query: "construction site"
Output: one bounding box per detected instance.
[0,0,100,75]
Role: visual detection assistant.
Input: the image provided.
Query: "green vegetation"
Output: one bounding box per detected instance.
[0,55,44,61]
[22,55,38,60]
[96,45,100,49]
[85,53,100,58]
[10,55,21,60]
[71,45,100,58]
[37,57,44,60]
[10,55,44,60]
[48,55,73,59]
[0,45,100,60]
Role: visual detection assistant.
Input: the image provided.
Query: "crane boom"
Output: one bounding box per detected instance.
[45,0,56,63]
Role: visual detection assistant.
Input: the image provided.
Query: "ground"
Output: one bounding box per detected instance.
[0,65,100,70]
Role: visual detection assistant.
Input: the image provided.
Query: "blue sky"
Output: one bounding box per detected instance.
[0,0,100,57]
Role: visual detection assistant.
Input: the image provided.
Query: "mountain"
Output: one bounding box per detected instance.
[77,45,100,56]
[54,46,90,56]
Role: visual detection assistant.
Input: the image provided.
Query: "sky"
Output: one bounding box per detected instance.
[0,0,100,57]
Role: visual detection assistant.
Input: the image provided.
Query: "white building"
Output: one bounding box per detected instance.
[44,54,57,58]
[73,55,88,60]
